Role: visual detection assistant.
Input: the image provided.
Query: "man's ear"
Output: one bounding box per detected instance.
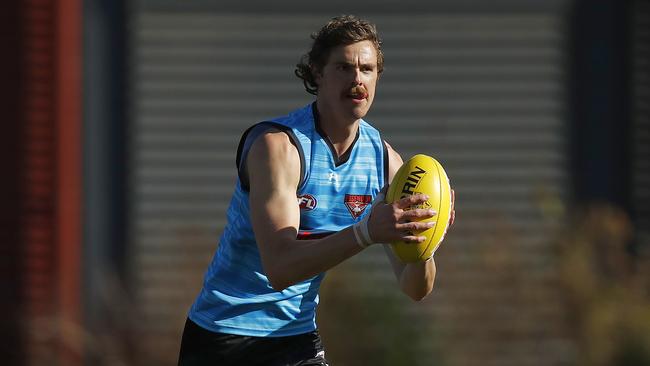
[312,65,322,85]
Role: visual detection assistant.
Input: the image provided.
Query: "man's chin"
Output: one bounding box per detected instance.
[351,105,370,120]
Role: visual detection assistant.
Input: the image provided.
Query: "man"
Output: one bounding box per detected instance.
[178,15,455,366]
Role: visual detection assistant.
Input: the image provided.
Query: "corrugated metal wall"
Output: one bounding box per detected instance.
[127,3,570,365]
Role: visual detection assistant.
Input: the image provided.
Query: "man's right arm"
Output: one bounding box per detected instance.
[247,130,434,291]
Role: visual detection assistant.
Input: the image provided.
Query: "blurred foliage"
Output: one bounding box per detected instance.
[556,204,650,366]
[21,268,178,366]
[318,261,444,366]
[432,206,570,365]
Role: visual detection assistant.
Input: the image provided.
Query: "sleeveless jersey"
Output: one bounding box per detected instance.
[188,103,387,337]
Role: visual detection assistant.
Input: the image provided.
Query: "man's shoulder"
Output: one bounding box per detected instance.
[249,127,296,155]
[246,128,301,189]
[266,103,314,129]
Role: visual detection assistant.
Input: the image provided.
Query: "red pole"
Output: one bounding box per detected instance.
[56,0,82,364]
[21,1,58,364]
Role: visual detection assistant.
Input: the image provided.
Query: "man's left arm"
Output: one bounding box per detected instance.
[382,142,455,301]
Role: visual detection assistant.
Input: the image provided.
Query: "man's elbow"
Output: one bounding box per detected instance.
[403,282,434,302]
[406,289,430,302]
[268,277,290,292]
[264,266,292,292]
[259,244,294,292]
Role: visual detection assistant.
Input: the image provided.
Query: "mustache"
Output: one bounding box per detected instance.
[349,85,368,97]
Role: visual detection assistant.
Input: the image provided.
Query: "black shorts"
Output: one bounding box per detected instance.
[178,318,329,366]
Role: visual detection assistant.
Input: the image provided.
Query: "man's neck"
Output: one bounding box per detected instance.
[314,101,360,158]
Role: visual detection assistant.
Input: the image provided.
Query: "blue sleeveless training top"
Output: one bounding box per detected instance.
[188,103,387,336]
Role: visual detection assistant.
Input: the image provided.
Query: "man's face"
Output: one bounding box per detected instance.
[315,40,379,122]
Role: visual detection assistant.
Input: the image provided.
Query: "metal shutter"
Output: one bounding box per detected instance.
[128,5,569,365]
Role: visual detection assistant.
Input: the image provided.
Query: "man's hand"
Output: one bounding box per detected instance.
[366,193,437,244]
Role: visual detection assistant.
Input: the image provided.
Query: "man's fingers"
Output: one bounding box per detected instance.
[401,235,428,243]
[399,208,436,222]
[395,194,429,209]
[396,221,435,232]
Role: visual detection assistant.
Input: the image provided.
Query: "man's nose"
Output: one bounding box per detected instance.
[352,67,362,85]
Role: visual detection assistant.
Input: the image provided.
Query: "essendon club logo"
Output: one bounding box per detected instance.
[344,194,372,219]
[297,194,317,210]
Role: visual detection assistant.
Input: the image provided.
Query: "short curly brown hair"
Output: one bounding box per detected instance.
[295,15,384,95]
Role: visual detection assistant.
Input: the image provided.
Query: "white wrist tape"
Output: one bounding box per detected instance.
[352,190,384,249]
[352,214,373,248]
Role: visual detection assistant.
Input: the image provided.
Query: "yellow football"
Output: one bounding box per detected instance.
[386,154,452,262]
